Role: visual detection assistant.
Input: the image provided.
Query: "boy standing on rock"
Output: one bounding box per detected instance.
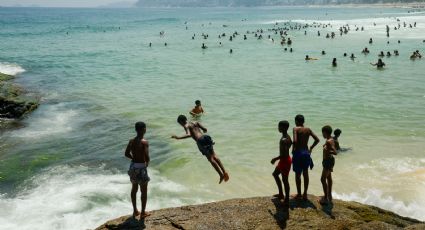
[319,125,338,205]
[292,114,320,200]
[271,120,292,205]
[125,121,151,219]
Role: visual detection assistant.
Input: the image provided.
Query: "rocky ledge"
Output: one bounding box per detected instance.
[0,72,38,121]
[96,195,423,230]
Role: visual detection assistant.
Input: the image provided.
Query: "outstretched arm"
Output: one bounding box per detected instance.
[124,140,133,160]
[171,127,191,140]
[309,129,320,153]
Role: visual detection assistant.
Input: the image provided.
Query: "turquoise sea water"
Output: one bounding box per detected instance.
[0,6,424,229]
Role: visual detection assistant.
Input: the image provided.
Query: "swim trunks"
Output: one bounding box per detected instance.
[196,135,215,157]
[128,162,150,185]
[322,156,335,172]
[276,155,292,176]
[292,149,313,174]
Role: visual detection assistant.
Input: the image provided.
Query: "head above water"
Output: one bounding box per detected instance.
[195,100,201,106]
[135,121,146,134]
[334,128,342,137]
[177,115,187,125]
[295,114,304,126]
[322,125,333,137]
[278,120,289,132]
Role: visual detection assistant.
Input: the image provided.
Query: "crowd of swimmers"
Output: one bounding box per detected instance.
[124,99,345,220]
[146,18,421,70]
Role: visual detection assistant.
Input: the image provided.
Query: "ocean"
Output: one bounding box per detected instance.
[0,6,424,229]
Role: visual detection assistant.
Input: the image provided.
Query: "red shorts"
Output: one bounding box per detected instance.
[276,155,292,176]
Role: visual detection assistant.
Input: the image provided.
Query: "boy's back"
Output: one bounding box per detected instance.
[127,138,149,164]
[293,127,312,151]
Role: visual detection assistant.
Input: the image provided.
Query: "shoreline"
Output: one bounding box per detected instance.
[96,195,424,230]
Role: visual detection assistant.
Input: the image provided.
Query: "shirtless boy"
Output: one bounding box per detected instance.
[172,115,229,183]
[190,100,204,116]
[125,121,151,219]
[292,114,320,200]
[320,125,338,205]
[271,120,292,204]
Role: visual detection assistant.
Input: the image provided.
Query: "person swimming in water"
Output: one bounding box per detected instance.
[371,59,385,68]
[305,55,318,61]
[332,58,337,67]
[190,100,204,116]
[333,129,342,151]
[202,43,207,49]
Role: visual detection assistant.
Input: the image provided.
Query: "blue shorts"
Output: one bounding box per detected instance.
[292,149,314,174]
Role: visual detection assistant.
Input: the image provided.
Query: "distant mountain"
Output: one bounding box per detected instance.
[135,0,423,7]
[100,1,136,8]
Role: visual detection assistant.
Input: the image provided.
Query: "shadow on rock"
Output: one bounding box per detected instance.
[105,216,146,230]
[289,197,317,210]
[269,197,289,229]
[320,201,335,219]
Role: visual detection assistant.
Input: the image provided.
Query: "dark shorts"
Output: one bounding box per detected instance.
[196,135,215,157]
[128,163,150,185]
[292,149,313,174]
[322,157,335,172]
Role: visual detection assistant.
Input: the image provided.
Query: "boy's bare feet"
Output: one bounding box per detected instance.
[219,175,224,184]
[133,210,140,218]
[224,172,229,182]
[140,211,151,219]
[303,193,308,201]
[291,194,303,200]
[318,196,328,205]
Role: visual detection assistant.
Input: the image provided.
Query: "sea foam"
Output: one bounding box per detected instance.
[334,189,425,221]
[0,165,190,230]
[0,62,25,76]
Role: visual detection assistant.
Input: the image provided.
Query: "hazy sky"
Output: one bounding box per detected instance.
[0,0,137,7]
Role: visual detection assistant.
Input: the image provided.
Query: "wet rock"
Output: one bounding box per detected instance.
[0,72,39,120]
[96,195,423,230]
